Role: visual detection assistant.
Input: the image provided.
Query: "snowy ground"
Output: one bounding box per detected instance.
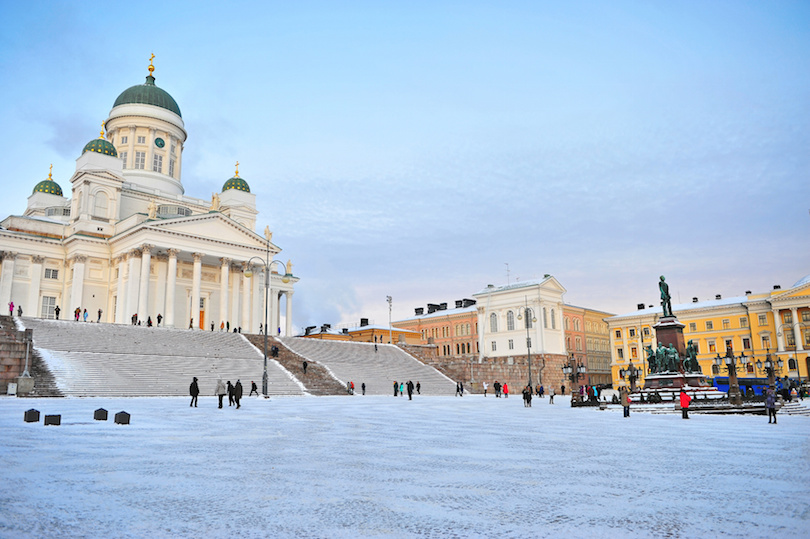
[1,394,808,539]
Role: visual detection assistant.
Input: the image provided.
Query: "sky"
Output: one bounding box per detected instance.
[1,1,808,332]
[2,395,808,537]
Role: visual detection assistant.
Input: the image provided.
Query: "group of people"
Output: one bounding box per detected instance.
[393,380,418,399]
[190,378,257,409]
[8,302,22,317]
[131,313,162,327]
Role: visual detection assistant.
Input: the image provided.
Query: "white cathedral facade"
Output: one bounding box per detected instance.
[0,60,297,334]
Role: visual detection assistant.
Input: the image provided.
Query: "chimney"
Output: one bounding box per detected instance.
[439,303,447,310]
[637,303,645,310]
[692,297,698,303]
[745,290,752,295]
[342,328,349,334]
[715,295,721,300]
[773,285,781,290]
[414,307,424,316]
[320,324,331,332]
[360,318,369,327]
[462,299,477,308]
[427,303,440,313]
[544,274,550,278]
[305,325,316,336]
[455,300,463,309]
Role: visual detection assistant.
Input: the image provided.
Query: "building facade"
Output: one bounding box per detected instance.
[607,275,810,389]
[392,300,479,357]
[0,59,297,334]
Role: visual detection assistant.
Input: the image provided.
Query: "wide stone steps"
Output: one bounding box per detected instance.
[278,337,456,396]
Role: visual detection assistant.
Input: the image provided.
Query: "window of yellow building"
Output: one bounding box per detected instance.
[740,317,748,328]
[708,341,716,353]
[706,321,714,331]
[617,348,624,359]
[722,319,730,330]
[629,328,636,337]
[631,346,638,358]
[743,337,751,350]
[615,329,621,339]
[689,322,696,332]
[784,312,793,324]
[758,314,767,326]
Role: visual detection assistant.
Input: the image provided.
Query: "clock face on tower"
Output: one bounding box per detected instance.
[155,138,165,148]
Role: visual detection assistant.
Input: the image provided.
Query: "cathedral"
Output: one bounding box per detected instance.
[0,57,297,334]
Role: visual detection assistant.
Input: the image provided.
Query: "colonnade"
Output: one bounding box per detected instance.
[773,307,806,353]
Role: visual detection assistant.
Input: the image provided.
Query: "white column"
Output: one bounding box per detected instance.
[219,257,231,329]
[69,255,87,312]
[241,266,252,333]
[137,244,153,321]
[28,256,44,317]
[774,309,785,351]
[191,252,202,329]
[285,290,293,337]
[165,249,178,328]
[114,255,126,323]
[147,128,156,172]
[230,262,241,330]
[252,266,261,334]
[127,126,136,168]
[0,251,17,307]
[126,250,141,322]
[269,283,279,336]
[792,308,804,352]
[154,253,167,321]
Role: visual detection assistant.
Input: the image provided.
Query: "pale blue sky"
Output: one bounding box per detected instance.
[1,1,808,330]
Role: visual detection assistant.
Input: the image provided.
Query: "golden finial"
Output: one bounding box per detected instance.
[235,161,240,177]
[148,53,155,76]
[99,121,105,139]
[48,164,53,180]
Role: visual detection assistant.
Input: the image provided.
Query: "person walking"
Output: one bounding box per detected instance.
[361,382,366,395]
[766,386,777,424]
[549,387,555,404]
[83,309,88,322]
[416,381,420,395]
[456,381,462,397]
[503,382,509,398]
[522,385,530,407]
[303,361,308,374]
[394,381,398,397]
[620,387,631,417]
[407,380,414,400]
[539,385,544,398]
[494,380,501,398]
[17,305,22,317]
[54,305,60,320]
[157,313,162,327]
[189,377,200,407]
[561,384,566,396]
[679,388,692,419]
[147,316,153,327]
[400,382,404,396]
[8,301,14,316]
[526,385,532,407]
[215,379,226,408]
[227,381,235,406]
[234,380,243,408]
[483,381,488,397]
[249,381,258,396]
[97,308,102,323]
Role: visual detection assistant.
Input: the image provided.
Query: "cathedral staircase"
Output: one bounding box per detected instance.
[277,337,457,396]
[0,315,61,397]
[16,319,304,397]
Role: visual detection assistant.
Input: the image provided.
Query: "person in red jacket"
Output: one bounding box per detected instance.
[503,383,509,398]
[679,388,692,419]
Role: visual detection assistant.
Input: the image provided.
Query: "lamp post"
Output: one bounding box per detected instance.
[244,239,290,397]
[713,349,748,405]
[562,354,587,403]
[756,348,783,388]
[386,295,393,345]
[517,297,537,389]
[618,362,640,392]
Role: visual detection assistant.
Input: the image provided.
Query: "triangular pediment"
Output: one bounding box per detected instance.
[771,281,810,302]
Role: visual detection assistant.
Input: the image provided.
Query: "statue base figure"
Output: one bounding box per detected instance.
[636,371,725,402]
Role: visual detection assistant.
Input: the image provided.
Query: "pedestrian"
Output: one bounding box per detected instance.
[8,301,14,316]
[250,380,258,396]
[259,323,263,334]
[75,307,81,321]
[361,382,366,395]
[227,381,234,406]
[407,380,414,400]
[494,380,501,398]
[189,377,199,407]
[234,379,243,408]
[97,308,102,323]
[549,387,555,404]
[503,382,508,398]
[303,360,308,374]
[394,381,398,397]
[211,322,214,331]
[766,386,777,424]
[17,305,22,317]
[83,309,88,322]
[226,321,230,332]
[620,387,631,417]
[215,379,226,408]
[679,388,692,419]
[220,321,224,331]
[147,316,153,327]
[561,384,566,396]
[483,381,488,397]
[539,385,544,398]
[374,343,378,352]
[54,305,60,319]
[350,381,355,395]
[400,382,404,396]
[456,381,462,396]
[523,385,532,407]
[416,381,420,395]
[157,313,162,327]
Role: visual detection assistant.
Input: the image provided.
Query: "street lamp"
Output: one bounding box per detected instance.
[756,348,783,388]
[713,350,748,405]
[517,297,537,389]
[244,238,291,397]
[563,354,587,402]
[386,295,393,345]
[618,362,640,392]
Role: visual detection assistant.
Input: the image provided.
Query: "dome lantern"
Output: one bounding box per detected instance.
[33,164,63,196]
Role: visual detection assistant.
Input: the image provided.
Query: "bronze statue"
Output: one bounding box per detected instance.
[659,275,673,317]
[685,340,699,373]
[656,342,667,372]
[667,343,680,372]
[645,344,656,373]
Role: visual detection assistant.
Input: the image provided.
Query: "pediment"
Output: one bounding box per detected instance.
[147,213,268,246]
[771,282,810,302]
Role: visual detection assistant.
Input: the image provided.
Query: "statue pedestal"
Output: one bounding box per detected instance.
[653,317,686,358]
[638,372,725,401]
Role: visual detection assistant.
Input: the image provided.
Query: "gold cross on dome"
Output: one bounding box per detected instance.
[235,161,240,177]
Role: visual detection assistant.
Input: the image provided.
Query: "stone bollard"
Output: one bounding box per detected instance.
[94,408,108,421]
[24,409,40,423]
[44,414,61,426]
[114,411,130,425]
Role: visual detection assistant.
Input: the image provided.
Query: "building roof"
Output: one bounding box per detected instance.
[608,295,751,320]
[82,137,118,158]
[113,75,182,117]
[394,305,477,324]
[222,176,250,193]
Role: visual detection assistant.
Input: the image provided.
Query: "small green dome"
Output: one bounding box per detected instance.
[222,176,250,193]
[83,137,118,157]
[113,75,182,117]
[33,178,63,196]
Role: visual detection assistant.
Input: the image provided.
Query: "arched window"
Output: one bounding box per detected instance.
[574,319,580,331]
[576,337,582,351]
[525,308,534,329]
[465,323,471,335]
[93,191,108,218]
[551,309,556,329]
[564,317,570,330]
[490,313,498,332]
[543,308,548,328]
[789,358,797,370]
[507,311,515,331]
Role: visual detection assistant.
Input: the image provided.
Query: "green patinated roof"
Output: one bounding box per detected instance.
[83,137,118,157]
[113,75,182,117]
[222,176,250,193]
[33,179,63,196]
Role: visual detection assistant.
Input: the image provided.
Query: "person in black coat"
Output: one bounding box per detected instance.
[234,380,243,409]
[189,377,200,407]
[227,381,234,406]
[407,380,414,400]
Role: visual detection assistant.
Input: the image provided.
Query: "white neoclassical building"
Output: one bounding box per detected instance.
[0,59,297,333]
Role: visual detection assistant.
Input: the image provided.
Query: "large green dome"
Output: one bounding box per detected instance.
[33,178,63,196]
[82,137,118,157]
[222,176,250,193]
[113,75,182,117]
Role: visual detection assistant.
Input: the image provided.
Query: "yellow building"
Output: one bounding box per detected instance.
[607,274,810,389]
[299,321,421,345]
